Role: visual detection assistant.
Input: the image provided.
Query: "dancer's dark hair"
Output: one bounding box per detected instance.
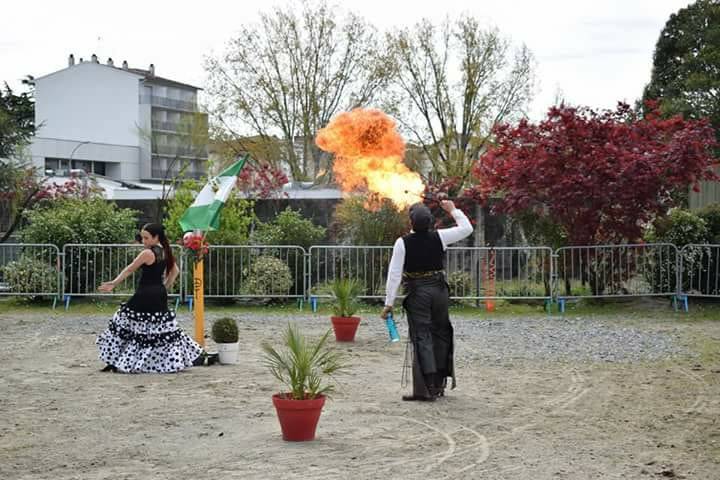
[142,223,175,275]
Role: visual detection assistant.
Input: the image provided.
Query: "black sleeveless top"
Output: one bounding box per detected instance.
[127,246,169,312]
[138,246,166,286]
[402,231,445,273]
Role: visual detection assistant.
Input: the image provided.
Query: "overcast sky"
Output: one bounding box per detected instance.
[0,0,692,120]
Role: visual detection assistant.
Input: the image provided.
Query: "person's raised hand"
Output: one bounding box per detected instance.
[440,200,456,213]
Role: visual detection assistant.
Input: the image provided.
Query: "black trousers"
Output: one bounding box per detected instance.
[402,274,456,397]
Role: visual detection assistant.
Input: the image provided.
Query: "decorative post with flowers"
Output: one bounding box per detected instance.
[182,231,209,345]
[178,155,248,347]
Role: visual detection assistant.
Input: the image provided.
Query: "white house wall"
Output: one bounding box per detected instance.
[35,62,143,147]
[30,137,140,179]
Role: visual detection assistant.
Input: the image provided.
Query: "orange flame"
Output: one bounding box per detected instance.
[315,108,424,210]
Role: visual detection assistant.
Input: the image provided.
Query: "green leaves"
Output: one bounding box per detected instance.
[1,255,57,298]
[252,207,326,249]
[643,0,720,148]
[211,317,239,344]
[0,83,35,159]
[333,196,408,245]
[261,323,347,400]
[243,255,293,296]
[21,198,137,247]
[330,278,361,318]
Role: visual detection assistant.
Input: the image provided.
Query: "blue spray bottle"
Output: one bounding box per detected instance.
[386,312,400,343]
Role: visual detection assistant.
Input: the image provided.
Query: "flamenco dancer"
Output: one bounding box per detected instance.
[96,223,202,373]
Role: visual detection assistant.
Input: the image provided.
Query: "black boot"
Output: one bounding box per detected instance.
[101,364,118,373]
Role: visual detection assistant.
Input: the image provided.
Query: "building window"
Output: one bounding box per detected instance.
[45,158,59,171]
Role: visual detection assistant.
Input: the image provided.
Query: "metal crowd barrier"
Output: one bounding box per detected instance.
[0,243,61,298]
[679,244,720,298]
[308,245,394,299]
[446,246,553,301]
[181,245,306,300]
[553,243,680,310]
[2,242,719,312]
[62,244,183,301]
[307,245,554,303]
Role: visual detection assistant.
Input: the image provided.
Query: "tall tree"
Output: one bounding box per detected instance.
[642,0,720,146]
[0,83,38,241]
[472,103,718,246]
[205,0,390,182]
[385,16,535,192]
[0,83,35,159]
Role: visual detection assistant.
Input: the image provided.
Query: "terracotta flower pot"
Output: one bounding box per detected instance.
[330,316,361,342]
[272,393,326,441]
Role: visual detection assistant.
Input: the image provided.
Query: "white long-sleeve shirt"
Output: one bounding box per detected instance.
[384,208,473,306]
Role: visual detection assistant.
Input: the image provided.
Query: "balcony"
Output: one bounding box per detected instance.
[151,117,208,135]
[140,95,197,112]
[152,120,192,134]
[151,156,206,180]
[152,144,208,158]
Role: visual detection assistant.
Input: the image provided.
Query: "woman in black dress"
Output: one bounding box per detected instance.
[96,223,201,373]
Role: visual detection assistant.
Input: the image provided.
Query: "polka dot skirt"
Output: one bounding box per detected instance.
[96,304,202,373]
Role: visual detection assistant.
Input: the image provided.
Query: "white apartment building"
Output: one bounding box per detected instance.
[30,54,208,186]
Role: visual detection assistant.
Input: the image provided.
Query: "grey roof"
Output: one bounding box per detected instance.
[34,61,201,91]
[126,68,202,91]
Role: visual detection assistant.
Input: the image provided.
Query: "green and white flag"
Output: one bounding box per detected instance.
[179,155,248,233]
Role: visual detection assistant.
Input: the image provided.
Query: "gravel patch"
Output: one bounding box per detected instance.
[20,310,693,365]
[453,316,692,364]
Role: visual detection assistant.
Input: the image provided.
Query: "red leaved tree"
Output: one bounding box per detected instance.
[236,162,289,199]
[472,102,718,246]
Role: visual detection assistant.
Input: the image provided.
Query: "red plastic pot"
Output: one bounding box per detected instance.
[272,393,326,441]
[330,316,361,342]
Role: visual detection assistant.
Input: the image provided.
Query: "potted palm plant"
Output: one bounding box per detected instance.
[261,323,346,441]
[330,278,362,342]
[211,317,239,364]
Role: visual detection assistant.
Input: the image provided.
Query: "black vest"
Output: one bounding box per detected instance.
[402,231,445,273]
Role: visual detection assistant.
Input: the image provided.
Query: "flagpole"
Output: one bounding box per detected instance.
[179,155,249,349]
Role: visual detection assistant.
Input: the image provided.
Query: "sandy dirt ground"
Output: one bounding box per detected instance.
[1,307,719,480]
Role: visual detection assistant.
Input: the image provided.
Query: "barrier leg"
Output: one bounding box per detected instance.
[64,295,71,310]
[311,296,318,313]
[297,298,304,310]
[558,298,566,314]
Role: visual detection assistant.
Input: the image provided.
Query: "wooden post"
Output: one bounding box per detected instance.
[193,257,205,347]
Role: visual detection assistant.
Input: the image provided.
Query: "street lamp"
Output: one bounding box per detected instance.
[68,141,91,195]
[68,141,91,170]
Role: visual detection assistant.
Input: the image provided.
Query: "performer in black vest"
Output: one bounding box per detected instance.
[381,200,473,401]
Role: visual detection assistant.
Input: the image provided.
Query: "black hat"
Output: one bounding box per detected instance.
[409,203,433,232]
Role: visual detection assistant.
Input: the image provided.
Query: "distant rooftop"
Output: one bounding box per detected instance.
[44,173,344,201]
[34,53,202,91]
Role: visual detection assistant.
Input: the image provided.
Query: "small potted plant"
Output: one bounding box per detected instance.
[211,317,239,365]
[262,323,346,441]
[330,278,362,342]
